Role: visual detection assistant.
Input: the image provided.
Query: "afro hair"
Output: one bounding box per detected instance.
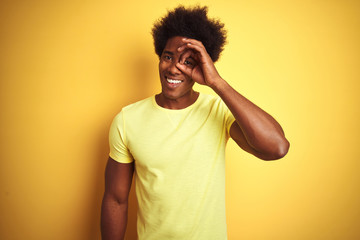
[151,5,227,62]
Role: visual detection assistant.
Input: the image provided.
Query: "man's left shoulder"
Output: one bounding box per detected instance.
[199,93,226,108]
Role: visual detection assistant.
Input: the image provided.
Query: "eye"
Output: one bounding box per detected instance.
[162,55,172,62]
[184,59,194,67]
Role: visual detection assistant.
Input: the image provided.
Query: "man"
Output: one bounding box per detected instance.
[101,5,289,240]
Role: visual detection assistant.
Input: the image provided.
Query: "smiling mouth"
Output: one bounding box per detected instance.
[166,78,183,84]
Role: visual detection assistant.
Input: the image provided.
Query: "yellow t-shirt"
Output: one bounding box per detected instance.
[109,93,235,240]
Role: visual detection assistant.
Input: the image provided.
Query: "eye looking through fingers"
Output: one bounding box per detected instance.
[179,50,197,68]
[184,59,195,67]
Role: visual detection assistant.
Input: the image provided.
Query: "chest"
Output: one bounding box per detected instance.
[125,110,225,169]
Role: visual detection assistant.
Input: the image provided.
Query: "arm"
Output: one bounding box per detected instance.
[176,38,289,160]
[101,157,134,240]
[215,81,289,160]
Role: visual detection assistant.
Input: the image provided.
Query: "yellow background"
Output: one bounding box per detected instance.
[1,0,359,239]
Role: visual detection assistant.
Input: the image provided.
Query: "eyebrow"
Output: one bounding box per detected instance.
[162,50,174,56]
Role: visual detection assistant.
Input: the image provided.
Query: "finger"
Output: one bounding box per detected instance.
[176,62,192,77]
[179,49,196,64]
[182,39,208,55]
[178,38,206,53]
[182,38,208,55]
[182,43,210,63]
[184,42,204,53]
[177,43,189,53]
[178,42,204,59]
[182,38,204,48]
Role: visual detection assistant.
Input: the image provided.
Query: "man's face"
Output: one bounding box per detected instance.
[158,36,196,101]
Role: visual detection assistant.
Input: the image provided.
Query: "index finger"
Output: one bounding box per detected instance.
[181,38,206,49]
[179,49,196,64]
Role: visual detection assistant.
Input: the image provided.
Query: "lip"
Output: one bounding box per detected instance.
[164,76,184,88]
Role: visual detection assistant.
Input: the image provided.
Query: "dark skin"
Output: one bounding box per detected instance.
[101,159,134,240]
[101,36,290,240]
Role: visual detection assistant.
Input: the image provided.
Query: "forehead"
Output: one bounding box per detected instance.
[163,36,184,52]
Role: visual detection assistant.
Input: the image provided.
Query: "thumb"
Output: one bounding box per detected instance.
[176,63,192,77]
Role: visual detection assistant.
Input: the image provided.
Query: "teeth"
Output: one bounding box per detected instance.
[167,78,182,84]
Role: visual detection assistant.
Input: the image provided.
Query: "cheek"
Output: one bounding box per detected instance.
[159,62,168,72]
[185,75,194,83]
[185,79,195,88]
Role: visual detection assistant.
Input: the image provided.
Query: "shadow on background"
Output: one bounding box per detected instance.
[85,44,156,240]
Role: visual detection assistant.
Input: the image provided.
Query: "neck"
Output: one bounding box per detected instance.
[156,91,199,109]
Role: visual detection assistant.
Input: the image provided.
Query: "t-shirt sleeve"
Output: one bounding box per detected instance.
[108,110,134,163]
[222,101,236,137]
[225,110,236,135]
